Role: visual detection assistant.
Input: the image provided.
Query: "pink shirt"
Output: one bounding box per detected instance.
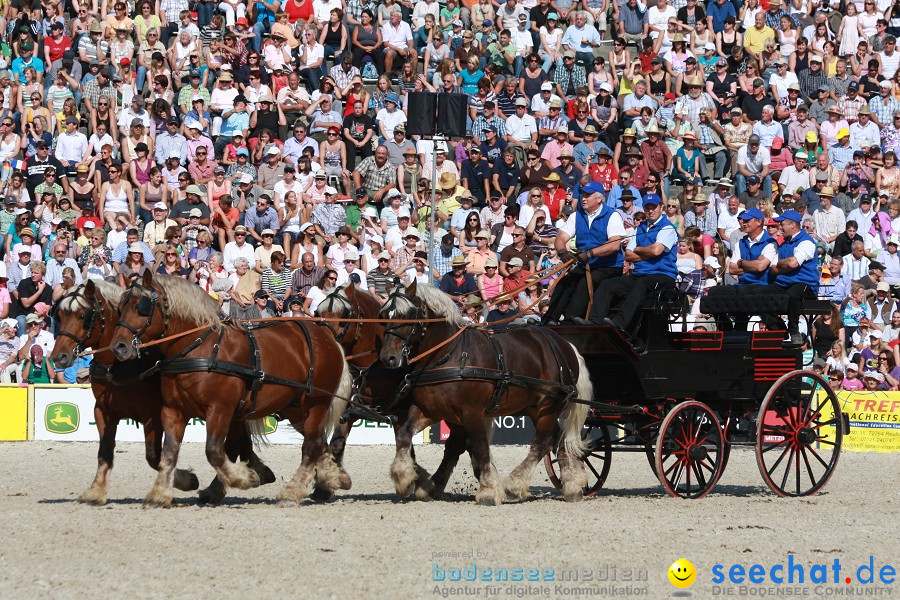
[540,141,574,169]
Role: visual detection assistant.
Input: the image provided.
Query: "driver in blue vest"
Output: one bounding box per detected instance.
[592,194,679,332]
[543,181,626,325]
[741,209,820,347]
[708,207,778,330]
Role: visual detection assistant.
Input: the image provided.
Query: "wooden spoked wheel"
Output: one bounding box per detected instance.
[755,370,844,497]
[544,423,612,497]
[655,401,726,499]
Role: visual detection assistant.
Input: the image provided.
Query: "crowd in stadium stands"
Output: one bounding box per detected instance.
[3,0,900,390]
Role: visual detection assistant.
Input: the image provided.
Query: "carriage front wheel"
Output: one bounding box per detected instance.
[655,401,726,499]
[755,370,844,497]
[544,423,611,497]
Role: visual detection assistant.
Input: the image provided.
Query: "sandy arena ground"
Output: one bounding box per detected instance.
[0,442,896,599]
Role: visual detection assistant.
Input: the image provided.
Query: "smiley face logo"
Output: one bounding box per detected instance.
[668,559,696,588]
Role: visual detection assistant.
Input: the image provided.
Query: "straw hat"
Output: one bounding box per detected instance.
[439,172,458,190]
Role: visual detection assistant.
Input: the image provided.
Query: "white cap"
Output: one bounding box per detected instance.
[397,207,411,219]
[385,189,403,199]
[703,256,721,269]
[704,42,716,51]
[84,221,96,229]
[266,146,281,155]
[368,235,384,246]
[239,173,254,184]
[869,329,883,338]
[540,82,553,91]
[404,229,420,239]
[168,150,181,159]
[299,222,314,232]
[0,317,16,329]
[343,247,359,260]
[324,186,338,195]
[14,207,28,216]
[152,201,168,211]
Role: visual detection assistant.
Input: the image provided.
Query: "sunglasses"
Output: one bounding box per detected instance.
[327,276,337,281]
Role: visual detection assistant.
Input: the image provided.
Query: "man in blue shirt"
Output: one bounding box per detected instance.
[544,181,625,325]
[593,194,678,331]
[11,41,45,84]
[461,147,492,204]
[707,0,737,33]
[214,94,251,159]
[606,169,643,209]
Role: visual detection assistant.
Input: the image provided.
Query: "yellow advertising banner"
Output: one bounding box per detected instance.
[821,391,900,452]
[0,385,29,441]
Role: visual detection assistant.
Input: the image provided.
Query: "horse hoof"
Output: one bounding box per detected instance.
[254,464,277,486]
[77,488,107,506]
[143,495,173,509]
[310,487,335,503]
[503,480,531,503]
[564,491,584,503]
[475,489,503,506]
[338,469,352,490]
[276,499,300,508]
[173,469,200,492]
[198,486,226,505]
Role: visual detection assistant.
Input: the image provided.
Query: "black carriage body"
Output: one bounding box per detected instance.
[555,320,801,406]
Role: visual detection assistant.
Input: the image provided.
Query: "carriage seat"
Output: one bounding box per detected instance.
[699,294,833,316]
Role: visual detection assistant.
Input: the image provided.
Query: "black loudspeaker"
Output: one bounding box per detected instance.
[437,93,468,139]
[406,92,437,137]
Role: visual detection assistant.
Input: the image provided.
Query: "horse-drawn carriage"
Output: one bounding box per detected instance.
[544,289,850,499]
[51,271,849,506]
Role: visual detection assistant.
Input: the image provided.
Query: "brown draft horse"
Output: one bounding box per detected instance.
[109,271,352,507]
[315,284,478,500]
[50,280,275,506]
[379,281,593,505]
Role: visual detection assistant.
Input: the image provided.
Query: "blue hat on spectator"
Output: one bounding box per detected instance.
[483,19,493,26]
[774,209,803,223]
[237,148,249,156]
[738,207,764,221]
[849,176,862,187]
[356,187,368,197]
[582,181,605,196]
[385,92,400,105]
[643,193,662,206]
[747,175,761,185]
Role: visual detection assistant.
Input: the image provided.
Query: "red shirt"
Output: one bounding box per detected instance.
[589,162,618,192]
[542,188,567,221]
[45,35,72,63]
[639,51,658,74]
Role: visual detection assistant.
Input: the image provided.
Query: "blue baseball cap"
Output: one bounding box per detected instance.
[774,209,803,223]
[236,148,249,156]
[642,193,662,206]
[738,207,764,221]
[582,181,605,196]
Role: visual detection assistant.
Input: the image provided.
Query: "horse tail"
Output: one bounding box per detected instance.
[324,347,352,440]
[245,419,271,448]
[558,343,592,461]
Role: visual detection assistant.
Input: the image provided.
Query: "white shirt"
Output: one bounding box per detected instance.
[298,43,324,68]
[209,86,239,112]
[531,93,562,115]
[314,0,343,23]
[55,131,89,164]
[381,21,414,48]
[117,107,150,130]
[512,27,533,56]
[769,71,799,100]
[730,231,779,264]
[847,207,875,235]
[718,208,741,241]
[647,5,677,38]
[336,267,368,289]
[223,241,255,273]
[18,330,55,356]
[778,166,810,194]
[375,107,406,135]
[843,252,871,280]
[561,205,626,237]
[850,119,881,149]
[505,113,538,143]
[736,145,771,174]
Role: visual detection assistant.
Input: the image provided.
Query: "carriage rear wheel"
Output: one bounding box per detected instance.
[544,424,611,497]
[655,401,726,499]
[755,370,844,497]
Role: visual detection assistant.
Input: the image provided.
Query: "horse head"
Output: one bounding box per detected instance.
[111,270,168,361]
[51,280,110,368]
[379,280,428,369]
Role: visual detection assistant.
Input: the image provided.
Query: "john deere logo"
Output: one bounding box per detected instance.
[45,403,79,434]
[263,416,277,435]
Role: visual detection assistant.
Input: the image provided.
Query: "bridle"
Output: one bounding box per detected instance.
[116,280,170,353]
[55,289,105,357]
[381,289,428,360]
[317,288,361,343]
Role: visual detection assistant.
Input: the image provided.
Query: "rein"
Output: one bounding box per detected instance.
[55,288,105,357]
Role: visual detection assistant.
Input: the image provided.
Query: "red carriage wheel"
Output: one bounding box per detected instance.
[755,370,844,497]
[655,401,726,499]
[544,424,611,497]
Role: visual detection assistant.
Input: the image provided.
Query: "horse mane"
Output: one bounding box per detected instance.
[412,283,467,328]
[59,280,126,312]
[150,274,223,329]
